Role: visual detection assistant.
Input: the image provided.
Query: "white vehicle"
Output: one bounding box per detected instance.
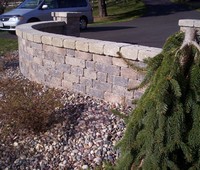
[0,0,93,33]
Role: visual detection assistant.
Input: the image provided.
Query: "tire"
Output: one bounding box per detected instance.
[80,17,88,30]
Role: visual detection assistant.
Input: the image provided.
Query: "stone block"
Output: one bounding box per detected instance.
[84,68,97,79]
[33,57,43,66]
[113,76,128,87]
[93,54,112,64]
[55,63,71,74]
[112,85,127,96]
[48,69,64,79]
[27,47,34,56]
[47,77,62,88]
[89,40,104,54]
[75,38,89,52]
[75,51,92,60]
[64,73,79,83]
[104,42,129,57]
[112,57,128,67]
[53,54,65,64]
[86,61,95,70]
[26,32,34,41]
[138,47,161,61]
[71,66,84,76]
[43,44,52,52]
[97,72,107,82]
[178,19,194,27]
[53,47,67,55]
[74,84,86,94]
[121,67,138,79]
[120,45,139,60]
[95,63,120,76]
[127,78,141,90]
[104,92,125,104]
[62,80,73,90]
[31,42,43,50]
[52,36,64,47]
[80,77,93,87]
[86,87,104,99]
[42,35,52,45]
[67,49,75,57]
[43,59,56,69]
[33,34,42,43]
[65,56,85,68]
[64,37,76,49]
[93,80,112,92]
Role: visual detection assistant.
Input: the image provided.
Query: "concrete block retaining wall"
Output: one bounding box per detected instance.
[16,12,162,106]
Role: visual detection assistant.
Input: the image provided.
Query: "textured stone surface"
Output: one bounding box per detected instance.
[16,12,162,106]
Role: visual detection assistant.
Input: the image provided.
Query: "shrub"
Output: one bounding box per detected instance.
[0,78,63,136]
[113,30,200,170]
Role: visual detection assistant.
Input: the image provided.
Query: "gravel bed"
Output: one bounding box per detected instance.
[0,51,132,170]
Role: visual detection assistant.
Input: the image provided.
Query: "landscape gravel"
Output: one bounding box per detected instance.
[0,51,132,170]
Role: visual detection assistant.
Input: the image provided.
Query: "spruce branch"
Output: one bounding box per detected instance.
[112,31,200,170]
[117,52,147,72]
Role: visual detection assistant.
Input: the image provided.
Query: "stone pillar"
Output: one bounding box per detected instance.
[179,19,200,33]
[52,12,81,37]
[179,19,200,43]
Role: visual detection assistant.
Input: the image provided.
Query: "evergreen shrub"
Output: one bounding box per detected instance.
[112,31,200,170]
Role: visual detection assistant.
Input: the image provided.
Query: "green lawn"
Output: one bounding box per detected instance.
[92,0,145,24]
[0,33,18,55]
[0,0,145,54]
[187,1,200,11]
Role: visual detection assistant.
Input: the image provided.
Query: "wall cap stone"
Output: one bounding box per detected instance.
[16,20,161,62]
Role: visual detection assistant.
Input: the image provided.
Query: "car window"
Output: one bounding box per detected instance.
[19,0,43,9]
[44,0,58,9]
[58,0,87,8]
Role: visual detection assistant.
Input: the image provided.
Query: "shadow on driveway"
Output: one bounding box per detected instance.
[143,0,192,17]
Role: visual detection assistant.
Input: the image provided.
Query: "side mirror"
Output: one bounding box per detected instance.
[42,4,48,9]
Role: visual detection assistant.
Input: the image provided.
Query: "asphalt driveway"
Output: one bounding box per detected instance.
[1,0,200,48]
[81,0,200,48]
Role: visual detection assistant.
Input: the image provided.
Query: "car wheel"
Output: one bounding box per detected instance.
[80,17,88,30]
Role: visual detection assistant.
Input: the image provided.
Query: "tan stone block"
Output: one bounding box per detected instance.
[121,67,138,79]
[104,42,129,57]
[64,73,79,83]
[33,57,43,65]
[75,51,92,60]
[65,56,85,68]
[179,19,194,27]
[93,54,112,64]
[62,80,73,90]
[84,68,97,79]
[112,57,128,67]
[104,92,125,104]
[75,38,89,52]
[52,36,64,47]
[42,35,52,45]
[120,45,139,60]
[138,47,161,61]
[26,32,34,41]
[63,36,76,49]
[89,40,104,54]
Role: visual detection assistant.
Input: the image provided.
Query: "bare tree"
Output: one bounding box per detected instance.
[98,0,107,17]
[0,0,8,14]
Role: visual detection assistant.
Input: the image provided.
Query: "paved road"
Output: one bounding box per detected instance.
[81,0,200,48]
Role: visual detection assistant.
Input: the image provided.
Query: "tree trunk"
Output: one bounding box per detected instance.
[98,0,107,17]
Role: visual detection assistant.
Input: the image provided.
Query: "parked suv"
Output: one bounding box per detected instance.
[0,0,93,32]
